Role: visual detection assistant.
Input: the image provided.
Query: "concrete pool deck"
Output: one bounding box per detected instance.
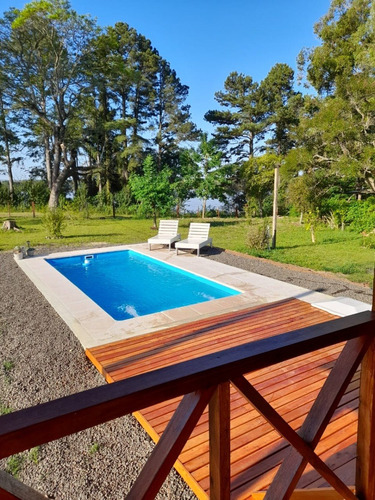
[16,244,371,348]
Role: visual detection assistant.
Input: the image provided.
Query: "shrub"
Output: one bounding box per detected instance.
[323,211,340,230]
[42,207,66,238]
[346,199,375,233]
[362,233,375,249]
[247,220,270,250]
[6,455,24,477]
[71,184,90,218]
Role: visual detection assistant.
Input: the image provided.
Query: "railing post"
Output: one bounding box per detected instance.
[209,382,230,500]
[356,270,375,499]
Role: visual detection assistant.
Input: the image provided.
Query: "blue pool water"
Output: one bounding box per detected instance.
[46,250,240,320]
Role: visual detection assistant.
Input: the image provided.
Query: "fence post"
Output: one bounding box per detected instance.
[356,269,375,498]
[209,382,230,499]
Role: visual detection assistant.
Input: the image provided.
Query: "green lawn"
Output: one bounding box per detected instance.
[1,212,373,286]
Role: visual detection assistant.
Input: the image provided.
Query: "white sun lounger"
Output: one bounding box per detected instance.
[175,222,212,257]
[148,220,181,251]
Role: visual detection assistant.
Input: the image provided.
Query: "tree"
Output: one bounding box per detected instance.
[173,148,199,217]
[261,64,302,155]
[0,0,98,207]
[223,163,247,217]
[243,153,279,217]
[298,0,372,96]
[79,34,119,197]
[82,22,198,195]
[287,174,317,223]
[129,155,173,228]
[260,63,302,248]
[296,0,375,195]
[194,133,229,219]
[0,86,21,203]
[153,58,198,169]
[205,72,267,162]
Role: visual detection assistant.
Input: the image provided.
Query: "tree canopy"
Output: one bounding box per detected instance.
[0,0,374,232]
[0,0,197,208]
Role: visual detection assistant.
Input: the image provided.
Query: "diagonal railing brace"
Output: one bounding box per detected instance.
[255,335,371,499]
[127,387,214,499]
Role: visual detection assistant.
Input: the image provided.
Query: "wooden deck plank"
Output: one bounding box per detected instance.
[86,298,359,498]
[190,402,359,488]
[179,383,360,471]
[89,301,333,371]
[149,367,359,445]
[140,344,344,420]
[89,300,317,355]
[228,404,359,490]
[93,305,332,364]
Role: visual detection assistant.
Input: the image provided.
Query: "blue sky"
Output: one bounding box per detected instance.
[2,0,331,134]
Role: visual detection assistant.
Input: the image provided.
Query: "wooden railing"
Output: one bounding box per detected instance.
[0,310,374,499]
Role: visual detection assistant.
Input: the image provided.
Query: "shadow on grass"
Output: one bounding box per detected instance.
[209,220,245,228]
[61,233,124,239]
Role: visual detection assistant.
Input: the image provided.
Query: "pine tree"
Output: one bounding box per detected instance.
[153,58,198,169]
[205,72,267,162]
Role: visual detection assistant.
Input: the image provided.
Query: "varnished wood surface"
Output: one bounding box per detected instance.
[86,298,366,498]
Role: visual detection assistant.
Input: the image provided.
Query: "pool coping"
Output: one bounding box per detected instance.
[16,243,371,348]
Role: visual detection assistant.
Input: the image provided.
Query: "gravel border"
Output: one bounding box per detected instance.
[0,249,196,500]
[0,245,372,499]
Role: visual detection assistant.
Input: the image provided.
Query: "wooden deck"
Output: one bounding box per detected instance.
[86,298,359,499]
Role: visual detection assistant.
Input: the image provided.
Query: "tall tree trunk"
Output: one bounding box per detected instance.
[248,132,254,159]
[121,93,130,182]
[0,93,14,203]
[47,141,73,209]
[48,184,60,209]
[202,198,206,219]
[44,134,52,190]
[5,148,14,204]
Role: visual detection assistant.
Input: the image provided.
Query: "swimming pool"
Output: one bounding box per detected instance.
[46,250,240,320]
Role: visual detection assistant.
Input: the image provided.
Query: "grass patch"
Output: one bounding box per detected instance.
[0,212,373,286]
[89,442,100,455]
[3,360,14,373]
[3,360,14,384]
[6,455,24,478]
[0,401,12,415]
[28,446,40,464]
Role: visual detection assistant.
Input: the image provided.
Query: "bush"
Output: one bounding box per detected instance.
[114,187,133,214]
[346,199,375,233]
[71,184,90,218]
[362,233,375,249]
[247,220,270,250]
[323,211,340,229]
[42,208,66,238]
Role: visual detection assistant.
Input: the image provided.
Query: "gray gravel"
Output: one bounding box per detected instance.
[0,248,195,500]
[0,244,372,499]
